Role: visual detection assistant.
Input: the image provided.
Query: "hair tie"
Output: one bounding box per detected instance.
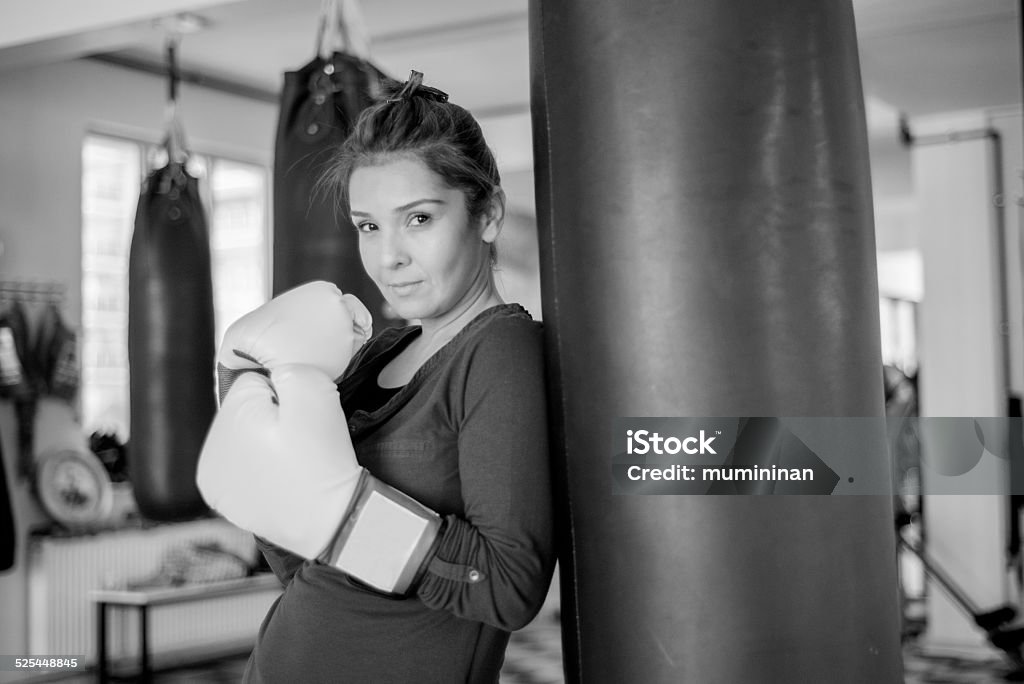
[386,70,449,104]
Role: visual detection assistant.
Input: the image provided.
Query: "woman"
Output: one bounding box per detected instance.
[242,72,554,683]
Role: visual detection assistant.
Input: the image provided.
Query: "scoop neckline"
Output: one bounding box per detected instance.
[348,302,530,422]
[376,303,529,390]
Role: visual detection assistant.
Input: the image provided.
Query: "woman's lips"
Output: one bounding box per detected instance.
[388,281,422,295]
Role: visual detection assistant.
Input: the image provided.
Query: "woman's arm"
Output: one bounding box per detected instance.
[415,319,556,631]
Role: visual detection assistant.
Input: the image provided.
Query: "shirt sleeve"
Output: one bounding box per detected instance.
[255,535,306,586]
[415,318,556,631]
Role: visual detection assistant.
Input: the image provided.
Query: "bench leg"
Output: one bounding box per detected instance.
[140,605,150,683]
[97,602,108,683]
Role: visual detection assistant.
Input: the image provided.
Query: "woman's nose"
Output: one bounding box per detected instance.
[378,228,409,269]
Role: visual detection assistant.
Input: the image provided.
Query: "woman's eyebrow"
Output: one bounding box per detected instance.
[394,198,446,213]
[350,199,446,219]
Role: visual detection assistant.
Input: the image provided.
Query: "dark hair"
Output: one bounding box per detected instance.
[321,72,502,242]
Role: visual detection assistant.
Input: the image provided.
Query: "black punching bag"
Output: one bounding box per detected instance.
[0,426,15,571]
[530,1,902,682]
[273,52,388,315]
[128,163,215,520]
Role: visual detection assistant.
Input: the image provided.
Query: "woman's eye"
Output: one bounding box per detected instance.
[409,214,431,227]
[355,222,377,234]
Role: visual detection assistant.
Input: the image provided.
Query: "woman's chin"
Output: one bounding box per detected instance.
[384,300,423,323]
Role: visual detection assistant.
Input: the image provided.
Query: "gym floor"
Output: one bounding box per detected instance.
[31,619,1024,683]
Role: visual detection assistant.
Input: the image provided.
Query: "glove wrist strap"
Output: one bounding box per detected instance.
[319,471,442,595]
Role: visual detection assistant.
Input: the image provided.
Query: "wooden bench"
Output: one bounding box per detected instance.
[90,573,281,682]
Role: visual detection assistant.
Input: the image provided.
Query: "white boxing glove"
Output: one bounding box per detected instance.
[198,362,443,594]
[218,281,372,381]
[197,364,363,558]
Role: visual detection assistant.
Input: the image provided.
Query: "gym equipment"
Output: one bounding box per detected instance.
[216,280,371,385]
[0,300,31,400]
[529,0,902,681]
[0,300,37,480]
[33,302,79,402]
[899,527,1024,677]
[0,425,14,571]
[272,2,389,324]
[35,448,114,530]
[127,37,215,520]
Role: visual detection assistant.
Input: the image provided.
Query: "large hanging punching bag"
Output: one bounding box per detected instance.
[0,429,13,571]
[128,56,215,521]
[273,3,388,317]
[530,1,902,682]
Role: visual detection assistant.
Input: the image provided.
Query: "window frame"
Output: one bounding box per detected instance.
[80,129,272,439]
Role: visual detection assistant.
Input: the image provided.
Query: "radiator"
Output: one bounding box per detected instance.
[27,519,280,666]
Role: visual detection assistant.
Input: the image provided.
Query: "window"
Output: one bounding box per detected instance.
[81,134,269,439]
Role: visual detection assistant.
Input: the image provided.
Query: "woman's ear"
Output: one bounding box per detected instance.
[480,188,506,244]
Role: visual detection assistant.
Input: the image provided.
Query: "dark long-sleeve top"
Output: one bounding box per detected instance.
[243,303,555,684]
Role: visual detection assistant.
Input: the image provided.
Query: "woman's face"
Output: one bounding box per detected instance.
[348,155,498,323]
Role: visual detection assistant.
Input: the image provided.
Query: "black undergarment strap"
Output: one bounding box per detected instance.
[346,348,404,414]
[355,377,402,414]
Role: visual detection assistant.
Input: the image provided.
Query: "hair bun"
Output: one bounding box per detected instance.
[386,70,449,104]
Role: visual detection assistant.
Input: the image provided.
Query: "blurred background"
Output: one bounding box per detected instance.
[0,0,1022,681]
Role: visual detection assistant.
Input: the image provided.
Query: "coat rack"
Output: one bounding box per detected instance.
[0,280,66,305]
